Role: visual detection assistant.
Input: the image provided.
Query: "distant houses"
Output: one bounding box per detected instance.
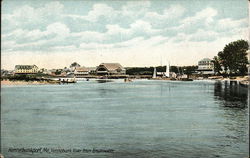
[10,60,218,78]
[197,58,214,75]
[14,65,39,74]
[11,62,126,77]
[96,63,126,75]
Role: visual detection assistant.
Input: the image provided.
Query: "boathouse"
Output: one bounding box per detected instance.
[96,63,126,75]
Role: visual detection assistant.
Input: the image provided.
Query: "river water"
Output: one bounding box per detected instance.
[1,80,249,158]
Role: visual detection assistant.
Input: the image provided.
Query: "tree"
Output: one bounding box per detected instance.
[212,56,222,75]
[55,69,62,75]
[70,62,80,68]
[182,66,198,77]
[218,39,249,75]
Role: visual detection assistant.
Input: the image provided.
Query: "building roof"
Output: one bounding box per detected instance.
[15,65,38,69]
[199,58,212,62]
[98,63,124,71]
[75,66,88,72]
[86,67,96,71]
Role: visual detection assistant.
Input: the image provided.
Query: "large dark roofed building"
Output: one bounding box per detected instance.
[96,63,126,75]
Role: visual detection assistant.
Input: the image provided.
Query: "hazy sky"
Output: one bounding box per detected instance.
[1,0,249,69]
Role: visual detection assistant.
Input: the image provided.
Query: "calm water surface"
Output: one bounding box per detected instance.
[1,80,249,158]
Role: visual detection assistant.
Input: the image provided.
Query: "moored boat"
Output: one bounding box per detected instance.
[239,80,249,87]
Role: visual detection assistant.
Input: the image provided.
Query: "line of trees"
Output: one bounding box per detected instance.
[125,66,197,75]
[212,39,249,76]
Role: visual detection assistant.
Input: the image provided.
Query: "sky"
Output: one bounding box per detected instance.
[1,0,249,70]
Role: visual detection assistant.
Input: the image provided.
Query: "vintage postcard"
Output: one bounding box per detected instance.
[1,0,249,158]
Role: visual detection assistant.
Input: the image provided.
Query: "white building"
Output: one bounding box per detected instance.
[197,58,214,75]
[74,67,89,77]
[14,65,39,74]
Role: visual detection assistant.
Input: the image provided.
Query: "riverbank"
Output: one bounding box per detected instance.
[1,80,58,85]
[222,76,248,81]
[200,75,248,81]
[1,75,249,85]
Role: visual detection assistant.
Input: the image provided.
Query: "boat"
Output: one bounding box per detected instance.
[180,78,193,81]
[96,79,113,83]
[239,80,249,87]
[62,80,76,83]
[150,61,171,80]
[60,78,77,83]
[47,80,61,84]
[124,78,132,82]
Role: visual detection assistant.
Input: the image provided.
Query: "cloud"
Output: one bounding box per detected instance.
[129,20,160,36]
[51,45,78,52]
[64,3,119,23]
[106,24,130,35]
[1,1,249,69]
[2,22,71,52]
[121,1,151,17]
[174,7,218,33]
[3,1,64,31]
[85,3,118,22]
[144,4,186,21]
[181,29,219,42]
[46,22,70,36]
[182,7,217,25]
[64,1,151,24]
[216,18,248,31]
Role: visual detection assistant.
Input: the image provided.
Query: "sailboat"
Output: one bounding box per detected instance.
[165,61,170,78]
[152,67,157,79]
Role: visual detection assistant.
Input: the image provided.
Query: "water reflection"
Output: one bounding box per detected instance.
[214,81,248,108]
[96,79,113,83]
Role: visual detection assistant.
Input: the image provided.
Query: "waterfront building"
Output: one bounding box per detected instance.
[156,72,165,76]
[96,63,126,75]
[197,58,214,75]
[87,67,97,75]
[14,65,39,74]
[47,69,56,75]
[74,67,89,77]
